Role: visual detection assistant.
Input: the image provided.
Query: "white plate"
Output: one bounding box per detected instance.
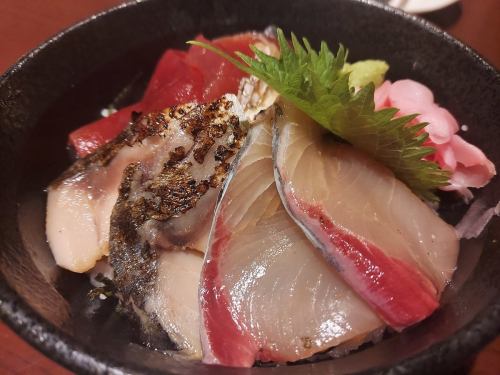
[389,0,460,14]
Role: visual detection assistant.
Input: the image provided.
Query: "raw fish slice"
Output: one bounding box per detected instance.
[110,95,246,358]
[47,103,199,272]
[186,33,276,101]
[236,40,279,121]
[200,111,383,367]
[272,102,459,330]
[145,250,203,356]
[69,32,276,156]
[150,188,219,253]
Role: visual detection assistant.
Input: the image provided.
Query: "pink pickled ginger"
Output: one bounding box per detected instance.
[375,79,495,197]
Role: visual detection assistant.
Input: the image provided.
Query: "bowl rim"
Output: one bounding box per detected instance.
[0,0,499,374]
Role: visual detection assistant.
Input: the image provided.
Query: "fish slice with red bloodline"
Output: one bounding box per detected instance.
[272,101,459,330]
[200,110,383,367]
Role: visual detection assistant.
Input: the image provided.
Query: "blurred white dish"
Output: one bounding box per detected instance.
[389,0,460,14]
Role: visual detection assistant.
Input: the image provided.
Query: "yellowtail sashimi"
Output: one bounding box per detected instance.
[200,110,383,367]
[272,101,459,330]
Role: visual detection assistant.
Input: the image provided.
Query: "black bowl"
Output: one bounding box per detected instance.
[0,0,499,374]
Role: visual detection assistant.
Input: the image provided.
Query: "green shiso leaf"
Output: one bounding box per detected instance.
[187,29,449,201]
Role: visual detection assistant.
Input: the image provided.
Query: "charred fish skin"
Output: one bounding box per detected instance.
[109,95,246,357]
[52,104,198,187]
[271,101,459,331]
[108,163,158,305]
[46,102,199,273]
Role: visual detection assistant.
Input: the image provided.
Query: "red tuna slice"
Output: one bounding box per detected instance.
[70,50,204,157]
[141,49,204,112]
[69,32,269,157]
[69,102,141,158]
[272,101,459,331]
[200,111,383,367]
[187,33,273,101]
[143,50,187,101]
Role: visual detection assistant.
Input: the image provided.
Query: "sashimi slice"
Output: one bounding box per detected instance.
[47,103,197,272]
[69,51,203,157]
[68,103,141,158]
[142,50,186,103]
[70,32,275,157]
[109,95,246,357]
[272,102,459,331]
[200,111,383,367]
[145,249,203,357]
[186,32,276,101]
[49,94,245,273]
[140,50,204,113]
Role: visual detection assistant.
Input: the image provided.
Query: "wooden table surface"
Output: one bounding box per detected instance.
[0,0,499,374]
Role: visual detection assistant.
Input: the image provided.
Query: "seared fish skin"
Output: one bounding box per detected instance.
[110,95,246,357]
[46,102,200,273]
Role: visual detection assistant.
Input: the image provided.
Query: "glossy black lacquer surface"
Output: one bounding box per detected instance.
[0,0,499,374]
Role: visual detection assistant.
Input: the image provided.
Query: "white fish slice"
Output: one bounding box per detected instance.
[109,95,247,358]
[272,101,459,331]
[46,103,198,273]
[200,109,383,367]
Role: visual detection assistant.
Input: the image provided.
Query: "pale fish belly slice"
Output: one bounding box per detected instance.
[272,102,460,331]
[46,102,200,273]
[200,109,383,367]
[145,249,203,355]
[110,95,246,358]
